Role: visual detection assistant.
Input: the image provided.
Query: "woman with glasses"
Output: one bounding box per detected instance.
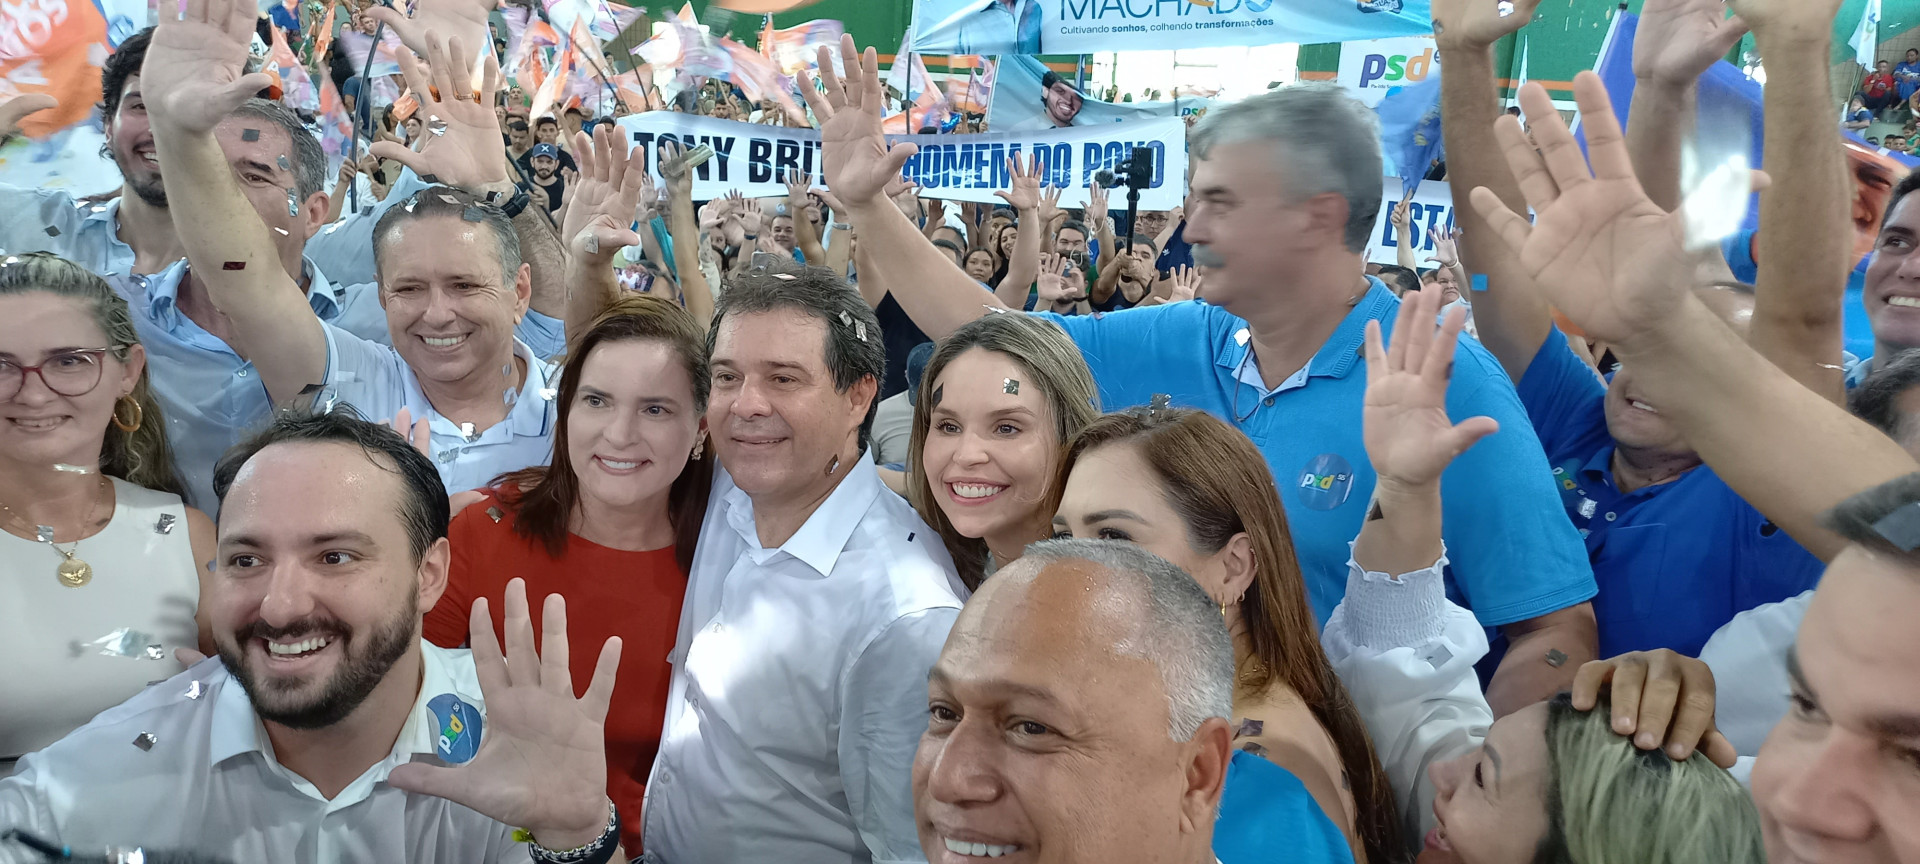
[0,253,213,777]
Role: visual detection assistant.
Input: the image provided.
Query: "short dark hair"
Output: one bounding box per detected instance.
[1886,170,1920,232]
[1058,220,1090,240]
[233,98,327,201]
[1041,71,1069,92]
[507,118,529,133]
[1376,264,1420,296]
[100,27,154,119]
[930,237,965,263]
[563,106,584,117]
[1824,472,1920,566]
[1851,349,1920,440]
[535,116,559,128]
[213,407,450,564]
[1128,236,1159,256]
[373,186,522,285]
[708,260,886,443]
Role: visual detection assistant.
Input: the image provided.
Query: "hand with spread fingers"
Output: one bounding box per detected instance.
[1467,74,1731,347]
[0,93,57,138]
[560,125,646,263]
[1167,265,1203,303]
[387,579,621,853]
[1362,285,1501,495]
[369,33,508,191]
[143,0,277,136]
[1085,180,1110,229]
[1572,649,1738,767]
[796,35,921,210]
[367,0,497,63]
[1635,0,1751,87]
[1430,0,1540,49]
[995,153,1044,212]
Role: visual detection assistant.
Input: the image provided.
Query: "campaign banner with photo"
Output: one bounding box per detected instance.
[1364,177,1454,267]
[1336,35,1439,108]
[613,113,1189,209]
[986,55,1207,134]
[910,0,1432,55]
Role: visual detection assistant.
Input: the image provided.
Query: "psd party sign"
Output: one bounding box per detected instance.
[613,113,1190,209]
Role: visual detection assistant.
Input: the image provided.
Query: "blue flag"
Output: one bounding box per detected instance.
[1377,69,1446,199]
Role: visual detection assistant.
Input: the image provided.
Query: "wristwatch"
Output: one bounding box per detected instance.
[487,186,533,219]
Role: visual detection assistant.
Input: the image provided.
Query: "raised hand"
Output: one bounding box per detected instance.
[387,579,619,852]
[1362,285,1500,494]
[1723,0,1846,40]
[1037,185,1063,226]
[782,166,811,205]
[1572,649,1738,768]
[1467,75,1711,346]
[1167,264,1203,302]
[370,33,507,190]
[885,177,922,221]
[1035,253,1080,306]
[1086,180,1110,227]
[658,139,694,202]
[383,406,433,459]
[143,0,276,135]
[995,153,1044,212]
[0,93,57,137]
[367,0,497,62]
[1428,225,1463,268]
[1430,0,1540,49]
[1389,198,1411,232]
[560,125,646,262]
[1634,0,1750,87]
[797,34,920,210]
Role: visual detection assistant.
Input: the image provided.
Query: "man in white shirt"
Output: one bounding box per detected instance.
[918,0,1043,56]
[914,540,1232,864]
[0,409,626,864]
[140,13,570,499]
[642,263,964,863]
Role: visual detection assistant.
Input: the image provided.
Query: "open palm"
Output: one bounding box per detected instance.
[387,580,617,849]
[1469,74,1701,345]
[797,35,918,208]
[562,124,646,260]
[1363,286,1499,489]
[371,33,506,190]
[1431,0,1539,48]
[368,0,496,60]
[1634,0,1749,86]
[144,0,274,135]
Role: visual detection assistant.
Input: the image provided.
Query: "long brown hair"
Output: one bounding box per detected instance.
[906,314,1100,589]
[0,253,183,498]
[492,295,712,572]
[1055,407,1405,864]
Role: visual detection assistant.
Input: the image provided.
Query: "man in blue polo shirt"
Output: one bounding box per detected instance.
[1853,170,1920,387]
[1435,0,1829,659]
[801,36,1597,714]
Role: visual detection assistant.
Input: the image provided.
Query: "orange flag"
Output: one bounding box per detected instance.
[0,0,111,137]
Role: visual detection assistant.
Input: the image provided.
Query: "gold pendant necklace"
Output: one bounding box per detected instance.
[1,475,109,589]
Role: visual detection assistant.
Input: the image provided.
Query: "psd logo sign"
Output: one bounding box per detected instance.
[1337,36,1440,108]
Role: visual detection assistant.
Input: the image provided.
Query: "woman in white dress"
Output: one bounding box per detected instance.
[0,253,215,775]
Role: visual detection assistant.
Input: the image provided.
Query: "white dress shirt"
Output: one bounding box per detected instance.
[1699,589,1810,757]
[641,456,965,864]
[0,642,525,864]
[316,324,560,497]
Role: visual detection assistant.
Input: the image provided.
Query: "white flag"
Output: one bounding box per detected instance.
[1851,0,1883,69]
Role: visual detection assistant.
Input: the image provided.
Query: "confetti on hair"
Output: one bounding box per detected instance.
[462,206,487,222]
[419,174,441,185]
[1148,393,1172,415]
[439,194,461,206]
[771,272,795,281]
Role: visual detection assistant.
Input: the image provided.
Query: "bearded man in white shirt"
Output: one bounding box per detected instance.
[642,263,965,863]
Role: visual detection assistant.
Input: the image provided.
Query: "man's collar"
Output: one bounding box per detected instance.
[208,642,457,769]
[725,448,883,577]
[145,256,345,320]
[80,196,121,226]
[1213,277,1394,381]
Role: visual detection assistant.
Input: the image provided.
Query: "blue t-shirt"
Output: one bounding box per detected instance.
[1721,228,1874,359]
[1515,327,1826,657]
[1039,282,1596,630]
[1216,750,1354,864]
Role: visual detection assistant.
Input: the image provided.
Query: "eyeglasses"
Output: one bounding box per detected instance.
[0,349,114,401]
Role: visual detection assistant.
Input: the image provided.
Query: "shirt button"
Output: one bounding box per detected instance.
[1604,512,1617,521]
[236,368,249,377]
[1263,397,1275,406]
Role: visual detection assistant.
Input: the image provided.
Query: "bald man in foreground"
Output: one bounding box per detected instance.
[910,539,1236,864]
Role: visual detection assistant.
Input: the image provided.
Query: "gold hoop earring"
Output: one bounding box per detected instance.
[111,396,143,433]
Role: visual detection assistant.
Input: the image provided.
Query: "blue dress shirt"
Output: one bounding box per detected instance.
[0,189,137,275]
[1038,281,1596,631]
[1515,327,1826,657]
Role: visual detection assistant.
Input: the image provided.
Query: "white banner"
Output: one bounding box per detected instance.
[986,55,1209,134]
[1336,36,1440,108]
[613,113,1189,210]
[910,0,1433,55]
[1365,177,1457,267]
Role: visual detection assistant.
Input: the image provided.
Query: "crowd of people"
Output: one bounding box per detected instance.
[1,0,1918,861]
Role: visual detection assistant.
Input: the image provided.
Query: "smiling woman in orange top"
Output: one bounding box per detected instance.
[424,294,712,857]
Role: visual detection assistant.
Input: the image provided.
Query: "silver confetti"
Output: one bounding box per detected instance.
[459,421,477,441]
[854,321,866,342]
[1497,0,1515,16]
[185,680,205,699]
[438,194,461,205]
[772,272,796,281]
[52,462,94,474]
[286,188,299,217]
[537,387,558,401]
[1234,328,1250,346]
[485,506,504,523]
[144,644,166,661]
[584,235,600,255]
[274,227,290,236]
[86,628,161,659]
[154,513,176,535]
[838,311,851,325]
[276,155,291,171]
[427,115,448,137]
[503,387,519,407]
[502,363,514,378]
[44,225,60,237]
[35,525,53,544]
[1545,648,1569,668]
[91,204,107,213]
[438,449,459,464]
[133,732,156,751]
[1003,378,1020,395]
[981,304,1010,315]
[1148,393,1173,415]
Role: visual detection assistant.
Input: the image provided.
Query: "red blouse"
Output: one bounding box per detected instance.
[426,487,686,856]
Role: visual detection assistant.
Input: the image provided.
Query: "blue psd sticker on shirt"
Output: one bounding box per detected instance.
[1297,453,1357,511]
[428,693,484,764]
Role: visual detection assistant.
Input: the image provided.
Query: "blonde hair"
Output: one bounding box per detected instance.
[907,314,1099,589]
[1541,690,1766,864]
[0,253,183,497]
